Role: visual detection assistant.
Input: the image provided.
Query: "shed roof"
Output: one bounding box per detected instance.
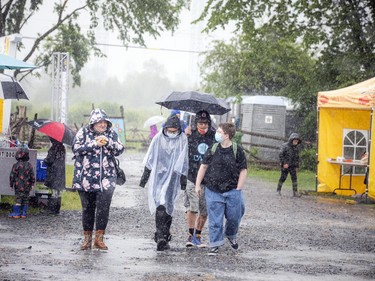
[241,95,295,110]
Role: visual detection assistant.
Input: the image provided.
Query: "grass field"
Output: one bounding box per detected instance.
[0,164,81,212]
[62,164,81,210]
[249,166,317,192]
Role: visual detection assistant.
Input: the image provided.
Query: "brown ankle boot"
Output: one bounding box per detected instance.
[93,230,108,250]
[81,231,92,250]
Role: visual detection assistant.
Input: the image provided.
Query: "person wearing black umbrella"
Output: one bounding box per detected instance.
[72,108,125,251]
[183,110,216,248]
[43,137,66,215]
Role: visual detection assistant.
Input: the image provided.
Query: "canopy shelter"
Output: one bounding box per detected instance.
[0,54,36,133]
[0,54,36,70]
[317,77,375,200]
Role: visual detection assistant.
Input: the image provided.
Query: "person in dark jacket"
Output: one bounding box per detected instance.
[72,108,125,251]
[277,133,302,197]
[183,110,215,248]
[9,147,35,219]
[44,137,66,214]
[139,114,189,252]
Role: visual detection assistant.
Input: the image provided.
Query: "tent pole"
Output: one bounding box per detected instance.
[315,106,320,192]
[366,108,373,203]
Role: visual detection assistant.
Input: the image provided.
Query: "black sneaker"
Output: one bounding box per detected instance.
[227,238,239,250]
[157,239,168,251]
[208,247,219,256]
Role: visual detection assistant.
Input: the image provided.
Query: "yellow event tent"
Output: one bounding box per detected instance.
[317,77,375,200]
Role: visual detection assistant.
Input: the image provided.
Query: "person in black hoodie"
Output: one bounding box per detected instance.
[277,133,302,197]
[183,110,215,248]
[44,137,66,215]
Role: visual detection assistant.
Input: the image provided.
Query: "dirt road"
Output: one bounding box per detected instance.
[1,151,375,281]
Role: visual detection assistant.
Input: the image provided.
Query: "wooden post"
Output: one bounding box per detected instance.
[28,113,38,148]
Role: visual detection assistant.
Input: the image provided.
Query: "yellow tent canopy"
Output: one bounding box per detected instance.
[317,77,375,200]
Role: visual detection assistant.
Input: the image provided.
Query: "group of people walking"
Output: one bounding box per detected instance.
[140,110,248,255]
[8,107,302,256]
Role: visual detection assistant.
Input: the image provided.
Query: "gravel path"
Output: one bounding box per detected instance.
[0,151,374,281]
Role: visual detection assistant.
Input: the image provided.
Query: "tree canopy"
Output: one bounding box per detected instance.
[200,32,319,140]
[198,0,375,89]
[196,0,375,140]
[1,0,185,85]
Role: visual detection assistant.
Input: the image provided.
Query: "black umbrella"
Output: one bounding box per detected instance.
[156,91,231,115]
[27,119,76,146]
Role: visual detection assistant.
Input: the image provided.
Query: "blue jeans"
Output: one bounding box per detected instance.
[205,187,245,248]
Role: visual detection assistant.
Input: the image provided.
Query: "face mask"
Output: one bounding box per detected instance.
[215,132,224,143]
[198,127,208,135]
[167,132,178,138]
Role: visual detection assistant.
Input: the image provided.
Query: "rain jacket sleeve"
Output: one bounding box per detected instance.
[139,167,151,187]
[72,127,98,157]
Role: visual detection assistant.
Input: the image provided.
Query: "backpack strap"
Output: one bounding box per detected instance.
[211,143,219,154]
[233,142,237,159]
[211,142,237,159]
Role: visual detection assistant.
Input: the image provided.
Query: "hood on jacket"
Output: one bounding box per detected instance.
[195,110,211,127]
[15,147,29,161]
[163,115,182,136]
[89,108,112,129]
[288,133,301,145]
[164,115,181,129]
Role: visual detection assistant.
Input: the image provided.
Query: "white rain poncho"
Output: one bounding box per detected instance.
[143,130,189,215]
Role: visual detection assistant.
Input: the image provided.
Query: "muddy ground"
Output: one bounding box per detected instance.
[0,151,375,281]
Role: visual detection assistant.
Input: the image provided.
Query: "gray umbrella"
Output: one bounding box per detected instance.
[156,91,231,115]
[0,74,28,100]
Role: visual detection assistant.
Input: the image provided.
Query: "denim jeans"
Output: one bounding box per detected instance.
[205,187,245,247]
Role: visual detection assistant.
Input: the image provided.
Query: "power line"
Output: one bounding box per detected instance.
[22,36,202,54]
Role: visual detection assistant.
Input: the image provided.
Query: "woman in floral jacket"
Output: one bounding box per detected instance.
[72,108,124,251]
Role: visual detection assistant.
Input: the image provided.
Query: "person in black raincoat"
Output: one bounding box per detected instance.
[9,147,35,218]
[44,137,66,214]
[183,110,215,248]
[277,132,302,197]
[72,108,125,251]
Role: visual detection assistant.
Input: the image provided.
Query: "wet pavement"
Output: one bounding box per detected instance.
[1,151,375,281]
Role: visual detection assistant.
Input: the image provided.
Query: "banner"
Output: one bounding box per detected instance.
[109,117,126,144]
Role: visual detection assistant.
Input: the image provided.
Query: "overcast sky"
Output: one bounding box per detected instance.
[20,0,234,88]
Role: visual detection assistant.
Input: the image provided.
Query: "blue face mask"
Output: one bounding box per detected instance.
[215,132,223,143]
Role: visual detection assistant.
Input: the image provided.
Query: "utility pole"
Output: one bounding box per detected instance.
[51,52,69,123]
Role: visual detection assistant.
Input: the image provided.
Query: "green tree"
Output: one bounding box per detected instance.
[1,0,185,86]
[200,33,319,140]
[197,0,375,89]
[201,35,317,100]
